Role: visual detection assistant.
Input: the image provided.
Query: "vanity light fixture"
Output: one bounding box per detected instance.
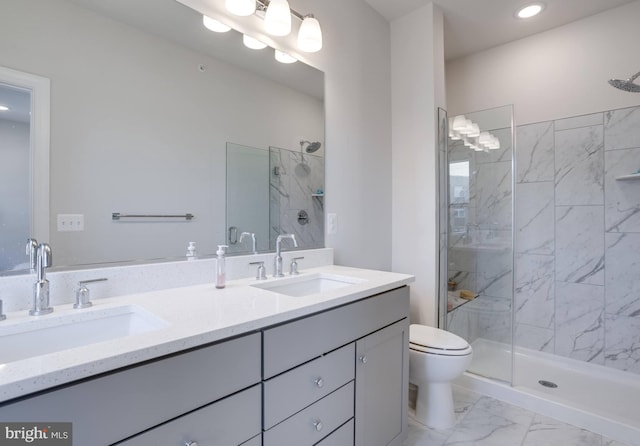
[223,0,323,53]
[275,49,297,63]
[449,115,501,151]
[243,34,268,49]
[264,0,292,36]
[225,0,256,17]
[0,105,9,111]
[203,15,231,33]
[516,3,544,19]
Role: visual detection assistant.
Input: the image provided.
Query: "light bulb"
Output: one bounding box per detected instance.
[0,105,9,111]
[275,49,297,64]
[243,34,267,50]
[225,0,256,17]
[452,115,467,132]
[202,15,231,33]
[297,15,322,52]
[264,0,291,36]
[517,3,544,19]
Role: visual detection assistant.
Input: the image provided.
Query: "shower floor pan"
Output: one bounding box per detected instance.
[457,338,640,446]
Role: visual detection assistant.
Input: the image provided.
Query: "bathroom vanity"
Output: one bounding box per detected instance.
[0,266,412,446]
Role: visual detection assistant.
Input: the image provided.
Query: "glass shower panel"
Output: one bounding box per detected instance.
[442,105,515,384]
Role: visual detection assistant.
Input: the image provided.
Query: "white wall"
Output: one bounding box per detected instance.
[391,4,446,326]
[447,1,640,125]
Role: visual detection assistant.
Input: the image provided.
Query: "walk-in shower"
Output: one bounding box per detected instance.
[438,104,640,446]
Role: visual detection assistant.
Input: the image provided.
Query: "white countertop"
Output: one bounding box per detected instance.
[0,265,413,403]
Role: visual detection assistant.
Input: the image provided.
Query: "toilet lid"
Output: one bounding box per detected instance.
[409,324,470,351]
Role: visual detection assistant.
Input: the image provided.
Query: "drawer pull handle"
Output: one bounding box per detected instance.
[185,441,199,446]
[359,355,368,364]
[314,377,324,388]
[313,420,323,432]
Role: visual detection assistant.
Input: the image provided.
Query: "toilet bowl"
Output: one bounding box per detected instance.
[409,324,472,430]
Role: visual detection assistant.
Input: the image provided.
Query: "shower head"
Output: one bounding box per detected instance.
[608,70,640,93]
[300,140,322,153]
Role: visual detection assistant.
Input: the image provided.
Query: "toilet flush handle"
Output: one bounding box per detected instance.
[359,355,368,364]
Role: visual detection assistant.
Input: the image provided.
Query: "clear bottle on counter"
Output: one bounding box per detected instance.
[215,245,228,289]
[186,241,197,260]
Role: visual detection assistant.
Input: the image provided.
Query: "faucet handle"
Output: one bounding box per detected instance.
[249,262,267,280]
[0,299,6,321]
[74,278,108,309]
[290,257,304,275]
[26,238,38,273]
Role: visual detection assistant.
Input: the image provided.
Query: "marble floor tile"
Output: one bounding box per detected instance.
[404,385,632,446]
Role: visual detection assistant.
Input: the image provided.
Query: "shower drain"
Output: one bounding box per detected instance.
[538,380,558,389]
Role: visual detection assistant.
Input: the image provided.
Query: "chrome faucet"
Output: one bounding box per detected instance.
[30,243,53,316]
[26,238,38,274]
[274,234,298,277]
[240,232,258,255]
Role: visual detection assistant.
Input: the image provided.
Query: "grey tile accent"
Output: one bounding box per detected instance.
[555,125,604,206]
[605,105,640,151]
[516,121,554,183]
[555,206,604,285]
[555,282,605,364]
[604,147,640,233]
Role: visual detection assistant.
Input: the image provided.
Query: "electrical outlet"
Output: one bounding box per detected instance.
[327,213,337,235]
[57,214,84,232]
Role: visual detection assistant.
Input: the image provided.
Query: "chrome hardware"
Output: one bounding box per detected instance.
[359,355,368,364]
[228,226,238,244]
[314,377,324,388]
[297,209,309,225]
[274,234,298,278]
[30,243,53,316]
[74,278,108,309]
[112,212,194,220]
[0,299,6,321]
[26,238,38,274]
[240,232,258,254]
[185,441,199,446]
[290,256,304,275]
[250,261,267,280]
[312,420,323,432]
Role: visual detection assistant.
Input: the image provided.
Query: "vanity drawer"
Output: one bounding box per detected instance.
[317,419,355,446]
[0,332,261,445]
[264,343,355,429]
[263,286,409,378]
[119,384,261,446]
[263,381,354,446]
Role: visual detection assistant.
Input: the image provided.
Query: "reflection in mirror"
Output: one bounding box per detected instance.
[0,0,324,275]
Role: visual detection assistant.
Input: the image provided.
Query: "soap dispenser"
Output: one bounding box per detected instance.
[215,245,229,289]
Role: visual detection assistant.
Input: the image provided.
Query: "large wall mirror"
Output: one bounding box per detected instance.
[0,0,325,275]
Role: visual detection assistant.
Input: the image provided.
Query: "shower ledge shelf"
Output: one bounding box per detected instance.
[615,173,640,181]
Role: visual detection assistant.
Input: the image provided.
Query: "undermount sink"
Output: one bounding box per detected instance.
[0,305,168,364]
[251,273,365,297]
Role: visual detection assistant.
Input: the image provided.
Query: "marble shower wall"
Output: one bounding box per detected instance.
[515,105,640,374]
[269,147,324,251]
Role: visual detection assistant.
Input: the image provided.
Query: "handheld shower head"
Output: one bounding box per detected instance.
[608,70,640,93]
[300,140,322,153]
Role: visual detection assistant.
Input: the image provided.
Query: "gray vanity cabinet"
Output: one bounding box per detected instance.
[355,319,409,446]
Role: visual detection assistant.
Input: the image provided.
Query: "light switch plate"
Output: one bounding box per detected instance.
[327,213,337,235]
[57,214,84,231]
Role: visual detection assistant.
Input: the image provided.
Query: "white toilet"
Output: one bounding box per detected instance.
[409,324,472,430]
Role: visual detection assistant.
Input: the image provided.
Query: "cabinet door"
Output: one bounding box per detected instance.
[355,318,408,446]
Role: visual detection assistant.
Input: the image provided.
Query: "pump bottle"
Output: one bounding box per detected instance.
[215,245,228,289]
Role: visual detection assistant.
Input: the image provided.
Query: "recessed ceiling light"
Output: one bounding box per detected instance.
[516,3,544,19]
[0,105,9,111]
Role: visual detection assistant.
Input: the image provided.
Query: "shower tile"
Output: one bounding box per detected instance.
[555,205,604,285]
[604,313,640,374]
[554,112,603,131]
[605,105,640,151]
[522,414,603,446]
[555,125,604,206]
[476,127,512,165]
[475,161,512,229]
[515,323,554,353]
[555,282,605,364]
[477,250,513,299]
[515,182,554,255]
[516,121,554,183]
[604,147,640,233]
[515,254,555,329]
[605,232,640,317]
